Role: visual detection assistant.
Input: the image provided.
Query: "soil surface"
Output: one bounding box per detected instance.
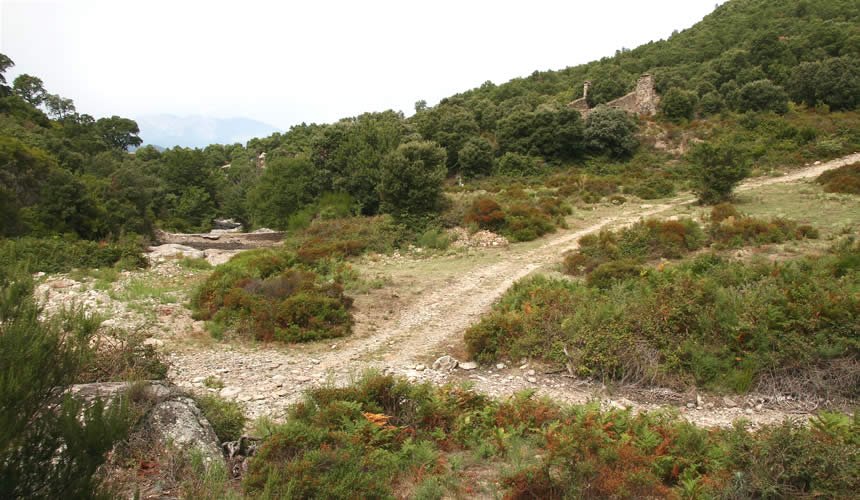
[39,153,860,428]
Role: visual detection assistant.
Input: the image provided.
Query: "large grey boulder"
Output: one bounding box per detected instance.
[71,381,224,466]
[145,396,223,464]
[146,244,206,262]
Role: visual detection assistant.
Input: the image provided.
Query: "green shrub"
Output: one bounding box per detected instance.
[816,162,860,194]
[586,259,644,288]
[416,227,450,250]
[709,213,818,247]
[660,87,697,122]
[473,248,860,394]
[563,218,706,279]
[495,152,543,177]
[245,373,860,499]
[286,215,405,264]
[194,395,246,443]
[192,248,354,343]
[689,141,751,205]
[177,257,212,271]
[0,235,146,274]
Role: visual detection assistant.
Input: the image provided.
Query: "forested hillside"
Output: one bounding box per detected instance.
[1,0,858,257]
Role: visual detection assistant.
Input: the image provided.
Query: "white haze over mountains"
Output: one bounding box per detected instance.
[134,115,280,149]
[2,0,724,148]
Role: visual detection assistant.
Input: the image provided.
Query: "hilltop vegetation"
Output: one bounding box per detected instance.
[0,0,858,260]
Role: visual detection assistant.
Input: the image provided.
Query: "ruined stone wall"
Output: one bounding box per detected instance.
[568,97,589,114]
[569,74,659,117]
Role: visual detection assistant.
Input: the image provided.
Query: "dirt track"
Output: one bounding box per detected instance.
[165,153,859,426]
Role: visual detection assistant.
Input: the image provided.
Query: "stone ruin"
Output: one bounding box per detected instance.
[568,74,660,117]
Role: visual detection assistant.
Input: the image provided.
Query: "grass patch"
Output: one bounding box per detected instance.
[177,257,213,271]
[194,394,246,443]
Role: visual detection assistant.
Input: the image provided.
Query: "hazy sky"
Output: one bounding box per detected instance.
[1,0,723,129]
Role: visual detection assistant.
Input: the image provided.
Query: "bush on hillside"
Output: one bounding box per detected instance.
[690,141,751,204]
[192,248,354,343]
[659,87,697,122]
[0,235,146,275]
[563,218,706,277]
[816,162,860,194]
[584,106,639,158]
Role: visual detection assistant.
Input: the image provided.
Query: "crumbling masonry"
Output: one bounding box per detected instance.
[568,74,660,117]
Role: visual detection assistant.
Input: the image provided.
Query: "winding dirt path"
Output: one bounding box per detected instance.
[167,153,860,426]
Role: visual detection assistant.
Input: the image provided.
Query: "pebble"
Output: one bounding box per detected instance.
[460,361,478,370]
[496,363,506,370]
[526,376,538,384]
[527,369,536,376]
[219,387,240,399]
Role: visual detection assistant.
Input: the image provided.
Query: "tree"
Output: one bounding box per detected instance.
[788,56,860,111]
[659,87,697,122]
[457,136,494,178]
[379,140,447,217]
[248,156,315,229]
[43,93,76,119]
[698,91,724,115]
[495,152,543,177]
[12,74,46,106]
[0,53,13,95]
[690,141,750,204]
[736,79,789,114]
[95,116,143,151]
[584,106,639,158]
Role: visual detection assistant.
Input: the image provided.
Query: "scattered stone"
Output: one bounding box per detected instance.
[745,408,754,415]
[147,244,205,262]
[527,376,538,383]
[686,403,696,409]
[460,361,479,371]
[496,363,506,370]
[296,376,312,383]
[191,376,206,384]
[722,396,738,408]
[755,403,763,411]
[143,338,164,348]
[310,359,321,365]
[414,364,426,371]
[432,355,459,372]
[220,387,241,399]
[527,369,536,376]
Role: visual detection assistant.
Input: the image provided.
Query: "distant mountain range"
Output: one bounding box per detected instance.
[134,114,280,149]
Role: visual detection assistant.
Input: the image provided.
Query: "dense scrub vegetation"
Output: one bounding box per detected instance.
[239,372,859,499]
[191,247,355,343]
[563,206,817,281]
[470,241,859,396]
[817,161,860,194]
